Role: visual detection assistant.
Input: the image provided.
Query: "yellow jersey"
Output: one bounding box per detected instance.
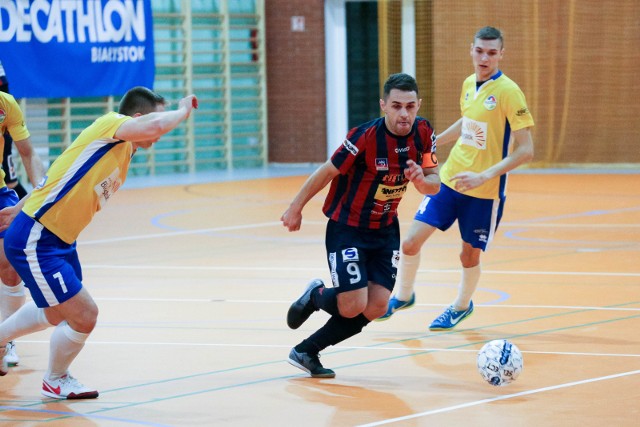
[23,112,133,244]
[0,92,30,186]
[440,71,534,199]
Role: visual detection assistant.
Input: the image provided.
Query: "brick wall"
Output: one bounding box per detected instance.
[266,0,327,163]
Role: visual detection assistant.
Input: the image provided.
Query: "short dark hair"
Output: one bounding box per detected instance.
[383,73,419,99]
[118,86,165,116]
[474,26,504,48]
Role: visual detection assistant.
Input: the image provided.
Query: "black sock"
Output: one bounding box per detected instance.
[295,339,320,354]
[302,314,371,354]
[311,286,339,316]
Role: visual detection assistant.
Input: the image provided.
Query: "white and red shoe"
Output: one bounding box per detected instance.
[42,373,99,399]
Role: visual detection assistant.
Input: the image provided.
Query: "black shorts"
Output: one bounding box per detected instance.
[324,218,400,293]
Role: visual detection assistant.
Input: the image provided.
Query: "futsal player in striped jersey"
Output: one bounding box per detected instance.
[0,78,47,368]
[380,26,535,329]
[282,73,441,377]
[0,87,197,399]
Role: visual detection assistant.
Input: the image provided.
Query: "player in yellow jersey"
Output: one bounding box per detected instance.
[0,87,197,399]
[379,26,534,329]
[0,82,46,367]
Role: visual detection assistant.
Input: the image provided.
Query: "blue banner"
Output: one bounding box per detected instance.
[0,0,155,98]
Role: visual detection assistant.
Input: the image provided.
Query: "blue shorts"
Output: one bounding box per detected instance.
[4,211,83,308]
[414,184,505,251]
[0,186,19,239]
[325,218,400,293]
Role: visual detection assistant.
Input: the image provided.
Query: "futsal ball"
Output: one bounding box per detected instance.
[477,339,523,386]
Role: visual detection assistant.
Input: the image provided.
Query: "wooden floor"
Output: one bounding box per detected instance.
[0,171,638,426]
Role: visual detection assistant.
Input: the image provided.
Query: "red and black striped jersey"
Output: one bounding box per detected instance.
[323,116,437,229]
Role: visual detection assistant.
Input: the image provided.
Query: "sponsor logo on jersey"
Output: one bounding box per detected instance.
[375,158,388,171]
[395,146,410,153]
[461,117,487,150]
[382,173,404,185]
[0,109,5,124]
[342,139,358,155]
[342,247,359,262]
[94,167,122,209]
[516,107,530,116]
[375,183,408,201]
[484,95,497,111]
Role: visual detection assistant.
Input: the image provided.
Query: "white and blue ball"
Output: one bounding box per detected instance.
[477,339,523,386]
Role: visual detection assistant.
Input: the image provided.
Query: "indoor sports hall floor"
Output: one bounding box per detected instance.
[0,167,638,426]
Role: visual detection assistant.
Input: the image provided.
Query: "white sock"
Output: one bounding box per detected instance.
[1,282,27,321]
[395,252,421,301]
[453,264,481,311]
[47,321,89,380]
[0,300,51,345]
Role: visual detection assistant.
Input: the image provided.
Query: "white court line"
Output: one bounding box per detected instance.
[92,297,640,312]
[83,264,640,277]
[80,221,282,244]
[356,369,640,427]
[78,220,640,245]
[13,340,640,358]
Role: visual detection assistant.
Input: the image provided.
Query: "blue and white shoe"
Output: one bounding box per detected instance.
[429,301,474,330]
[376,293,416,321]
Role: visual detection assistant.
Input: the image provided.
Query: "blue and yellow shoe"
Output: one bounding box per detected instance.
[376,293,416,321]
[429,301,474,331]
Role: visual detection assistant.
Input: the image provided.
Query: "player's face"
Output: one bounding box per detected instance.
[470,38,504,82]
[380,89,421,137]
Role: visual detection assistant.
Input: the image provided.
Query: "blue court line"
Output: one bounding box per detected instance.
[3,301,638,422]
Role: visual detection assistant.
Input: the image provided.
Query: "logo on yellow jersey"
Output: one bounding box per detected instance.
[484,95,497,111]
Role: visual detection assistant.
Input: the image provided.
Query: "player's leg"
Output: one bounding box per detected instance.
[379,188,457,321]
[2,212,98,398]
[429,195,503,331]
[377,220,436,320]
[0,187,23,365]
[42,287,99,399]
[287,220,371,377]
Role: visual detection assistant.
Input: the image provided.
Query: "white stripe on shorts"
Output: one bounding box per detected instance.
[24,221,58,306]
[486,199,500,250]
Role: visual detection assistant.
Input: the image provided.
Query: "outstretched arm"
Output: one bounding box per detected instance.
[281,160,340,232]
[114,95,198,145]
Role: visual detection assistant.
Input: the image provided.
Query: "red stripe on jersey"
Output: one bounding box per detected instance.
[323,117,436,229]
